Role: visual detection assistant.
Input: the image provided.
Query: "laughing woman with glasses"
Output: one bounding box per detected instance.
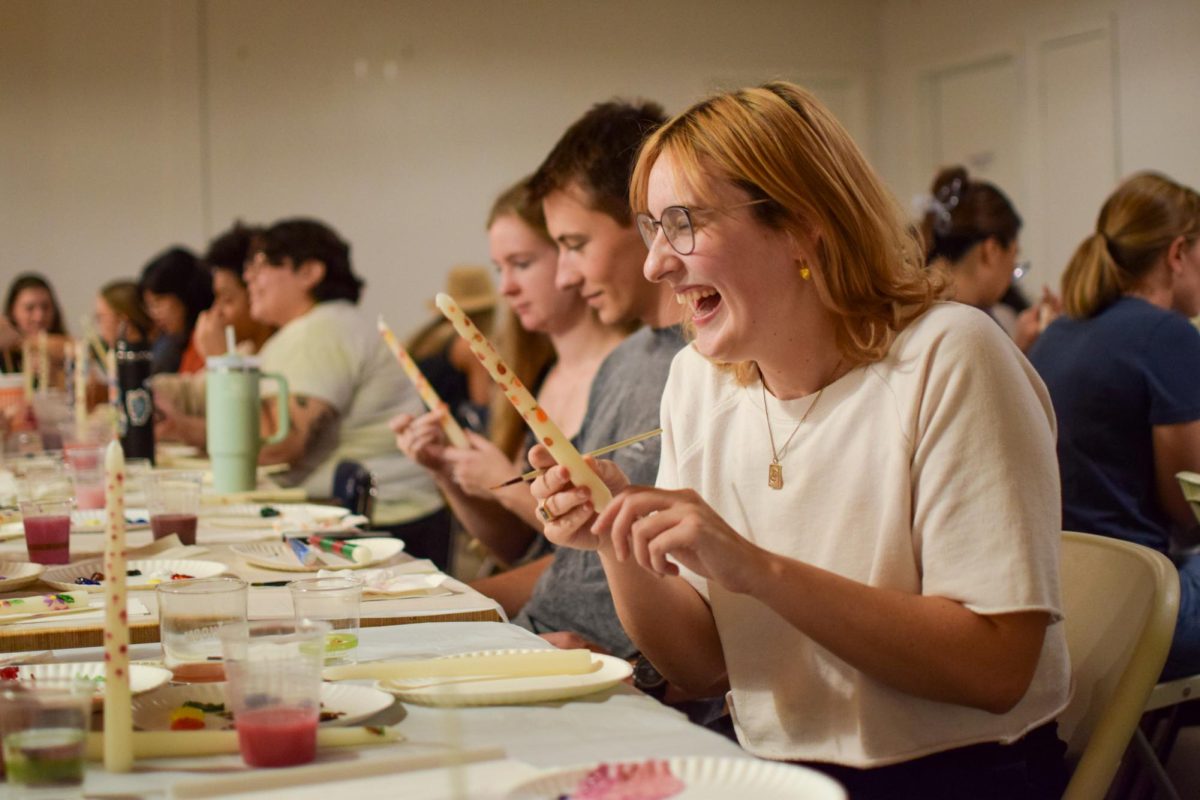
[529,83,1071,798]
[919,166,1058,352]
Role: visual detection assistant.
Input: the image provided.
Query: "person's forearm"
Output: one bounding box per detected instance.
[598,546,727,694]
[436,475,535,565]
[749,552,1046,713]
[169,413,208,449]
[493,483,541,530]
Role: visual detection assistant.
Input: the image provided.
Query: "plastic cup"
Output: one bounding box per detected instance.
[0,679,93,798]
[64,445,107,511]
[219,619,330,768]
[146,471,201,545]
[123,458,152,507]
[156,577,248,683]
[19,499,73,566]
[289,577,363,665]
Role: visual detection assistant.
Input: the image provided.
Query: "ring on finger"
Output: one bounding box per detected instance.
[537,501,556,523]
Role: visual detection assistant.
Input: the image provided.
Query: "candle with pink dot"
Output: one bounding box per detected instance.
[377,315,469,448]
[435,293,612,511]
[102,439,132,771]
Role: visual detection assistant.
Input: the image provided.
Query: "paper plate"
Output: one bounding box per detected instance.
[205,503,351,531]
[71,508,151,532]
[377,650,632,707]
[232,537,403,572]
[40,558,227,591]
[0,560,45,592]
[131,681,394,730]
[505,756,846,799]
[3,662,172,700]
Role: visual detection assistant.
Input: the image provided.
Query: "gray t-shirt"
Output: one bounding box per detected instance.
[512,325,685,657]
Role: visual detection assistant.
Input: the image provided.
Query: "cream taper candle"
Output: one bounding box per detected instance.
[435,293,612,510]
[102,439,132,771]
[22,340,34,400]
[73,339,88,431]
[377,315,469,448]
[36,331,49,392]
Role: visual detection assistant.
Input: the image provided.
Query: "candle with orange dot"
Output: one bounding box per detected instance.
[377,316,469,448]
[102,439,132,771]
[435,293,612,511]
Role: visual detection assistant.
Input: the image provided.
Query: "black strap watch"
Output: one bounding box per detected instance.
[632,653,668,700]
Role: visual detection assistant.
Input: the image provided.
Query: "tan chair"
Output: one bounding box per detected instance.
[1059,531,1180,800]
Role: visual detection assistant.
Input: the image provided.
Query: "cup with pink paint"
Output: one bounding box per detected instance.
[146,471,201,545]
[64,444,107,511]
[16,464,73,566]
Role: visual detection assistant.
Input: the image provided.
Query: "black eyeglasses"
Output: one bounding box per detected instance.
[636,199,771,255]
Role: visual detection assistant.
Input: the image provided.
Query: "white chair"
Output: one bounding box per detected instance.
[1127,672,1200,799]
[1058,531,1180,800]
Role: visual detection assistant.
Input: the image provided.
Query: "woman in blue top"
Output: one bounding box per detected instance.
[1029,171,1200,677]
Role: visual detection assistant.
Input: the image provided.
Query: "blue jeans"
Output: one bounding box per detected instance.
[1162,552,1200,680]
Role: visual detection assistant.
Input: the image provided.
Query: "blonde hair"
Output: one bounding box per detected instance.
[1062,172,1200,319]
[629,82,941,383]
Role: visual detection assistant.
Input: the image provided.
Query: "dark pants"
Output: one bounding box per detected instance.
[378,506,453,572]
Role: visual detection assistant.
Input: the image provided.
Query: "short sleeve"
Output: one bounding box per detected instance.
[1144,315,1200,425]
[260,316,357,412]
[910,316,1063,618]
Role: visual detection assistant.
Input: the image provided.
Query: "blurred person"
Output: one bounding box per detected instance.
[193,222,274,358]
[139,247,213,374]
[3,273,69,376]
[95,280,153,347]
[1029,171,1200,679]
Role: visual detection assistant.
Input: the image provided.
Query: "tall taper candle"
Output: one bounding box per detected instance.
[74,339,89,432]
[22,340,34,400]
[377,316,469,448]
[435,293,612,510]
[103,439,133,771]
[36,331,49,392]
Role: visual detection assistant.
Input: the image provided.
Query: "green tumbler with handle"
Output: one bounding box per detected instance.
[205,354,289,493]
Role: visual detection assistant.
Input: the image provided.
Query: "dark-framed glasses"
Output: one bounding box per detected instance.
[636,199,771,255]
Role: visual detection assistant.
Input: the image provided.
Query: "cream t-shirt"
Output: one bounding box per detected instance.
[258,301,440,518]
[663,302,1071,767]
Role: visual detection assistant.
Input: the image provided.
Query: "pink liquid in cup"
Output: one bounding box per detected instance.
[150,513,198,545]
[73,483,106,510]
[234,707,317,767]
[22,516,71,565]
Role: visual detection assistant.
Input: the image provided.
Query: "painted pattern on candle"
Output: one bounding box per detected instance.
[435,293,613,511]
[102,439,133,771]
[377,316,469,448]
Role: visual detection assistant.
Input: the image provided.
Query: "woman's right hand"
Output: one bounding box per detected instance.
[390,409,452,475]
[528,443,629,551]
[192,309,229,358]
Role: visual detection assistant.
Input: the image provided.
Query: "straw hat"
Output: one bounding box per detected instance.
[428,265,496,314]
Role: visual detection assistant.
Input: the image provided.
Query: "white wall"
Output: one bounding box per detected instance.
[877,0,1200,296]
[1,0,881,335]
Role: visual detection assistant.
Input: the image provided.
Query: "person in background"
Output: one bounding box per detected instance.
[193,222,274,358]
[392,177,628,614]
[139,247,213,374]
[95,280,154,347]
[2,273,69,376]
[920,166,1057,351]
[1029,171,1200,679]
[532,82,1070,797]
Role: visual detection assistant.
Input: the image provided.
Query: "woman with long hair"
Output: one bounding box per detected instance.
[1029,171,1200,679]
[3,273,69,376]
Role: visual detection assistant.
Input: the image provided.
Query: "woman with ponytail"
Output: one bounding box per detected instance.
[1029,171,1200,677]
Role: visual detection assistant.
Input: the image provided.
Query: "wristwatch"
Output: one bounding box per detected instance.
[632,653,668,700]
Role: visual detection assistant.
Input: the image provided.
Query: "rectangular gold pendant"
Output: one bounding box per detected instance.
[768,462,783,490]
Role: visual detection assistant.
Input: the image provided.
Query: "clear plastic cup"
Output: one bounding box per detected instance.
[146,471,201,545]
[0,679,93,798]
[157,577,248,683]
[219,619,330,768]
[63,444,107,511]
[289,576,363,665]
[19,498,73,565]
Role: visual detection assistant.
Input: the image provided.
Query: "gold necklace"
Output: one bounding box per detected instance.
[761,359,841,490]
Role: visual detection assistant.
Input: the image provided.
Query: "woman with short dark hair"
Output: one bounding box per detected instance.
[139,247,213,373]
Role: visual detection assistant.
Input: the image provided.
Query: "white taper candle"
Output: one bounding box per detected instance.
[102,439,132,771]
[435,293,612,510]
[36,331,49,392]
[22,340,34,400]
[74,339,88,432]
[377,315,469,448]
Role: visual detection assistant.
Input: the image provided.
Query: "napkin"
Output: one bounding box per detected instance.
[316,563,452,598]
[272,514,370,535]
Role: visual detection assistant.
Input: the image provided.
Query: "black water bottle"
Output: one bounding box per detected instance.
[115,336,155,463]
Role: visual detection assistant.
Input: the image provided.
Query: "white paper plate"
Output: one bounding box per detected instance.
[505,756,846,799]
[4,662,172,700]
[233,537,403,572]
[206,503,351,531]
[0,560,45,592]
[131,681,394,730]
[377,650,632,707]
[71,508,151,532]
[40,558,227,591]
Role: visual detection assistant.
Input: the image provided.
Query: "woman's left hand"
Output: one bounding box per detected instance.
[441,430,520,498]
[592,486,768,595]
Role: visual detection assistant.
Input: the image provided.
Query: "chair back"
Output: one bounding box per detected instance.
[1060,531,1180,800]
[331,459,376,520]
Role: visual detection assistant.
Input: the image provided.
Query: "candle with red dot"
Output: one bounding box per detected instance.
[435,293,612,511]
[103,439,132,771]
[377,315,469,448]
